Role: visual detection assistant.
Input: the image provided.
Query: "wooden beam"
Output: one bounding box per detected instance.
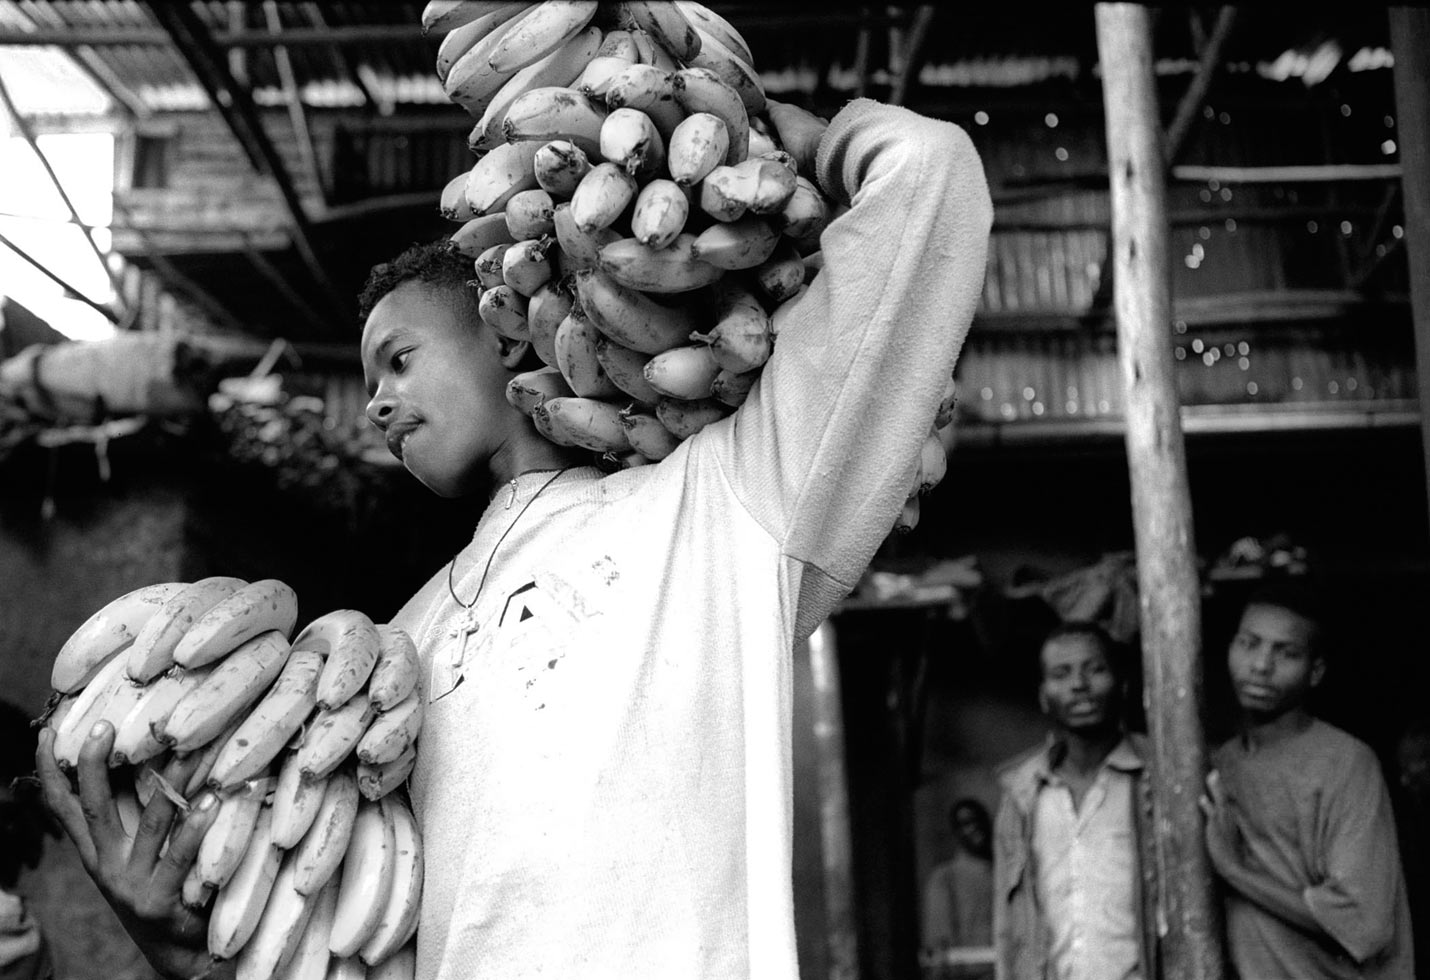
[241,241,332,335]
[1164,7,1237,164]
[300,2,382,115]
[0,230,119,323]
[889,5,936,107]
[0,25,432,47]
[0,71,129,307]
[1390,6,1430,535]
[1093,8,1223,980]
[852,11,872,100]
[263,1,327,204]
[143,1,352,327]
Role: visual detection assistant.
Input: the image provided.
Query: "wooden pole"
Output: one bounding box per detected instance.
[1389,7,1430,532]
[1093,8,1223,980]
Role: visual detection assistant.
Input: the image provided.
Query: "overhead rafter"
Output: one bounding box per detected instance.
[300,2,382,115]
[889,5,936,107]
[263,1,327,204]
[1164,6,1238,164]
[141,0,350,328]
[0,230,119,324]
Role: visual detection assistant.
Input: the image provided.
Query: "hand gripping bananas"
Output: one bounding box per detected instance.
[44,579,426,976]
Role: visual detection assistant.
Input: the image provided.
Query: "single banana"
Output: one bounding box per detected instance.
[502,86,607,158]
[618,408,683,460]
[208,649,323,792]
[597,28,637,60]
[574,268,700,355]
[628,179,689,249]
[893,494,921,534]
[535,397,632,454]
[621,1,701,62]
[734,157,799,215]
[271,752,328,850]
[486,0,598,74]
[915,429,949,494]
[710,367,759,408]
[687,26,765,114]
[442,4,537,117]
[760,148,798,176]
[437,171,476,222]
[209,805,282,961]
[594,336,662,406]
[469,24,603,153]
[507,365,576,416]
[525,280,574,366]
[275,877,338,980]
[575,53,638,101]
[569,162,638,235]
[746,125,780,158]
[553,201,621,270]
[52,581,188,693]
[690,215,779,270]
[673,1,754,66]
[328,798,396,959]
[52,649,134,769]
[358,801,423,967]
[672,67,748,165]
[462,139,544,217]
[182,862,214,911]
[236,853,319,980]
[479,283,532,340]
[292,769,360,896]
[422,0,526,37]
[367,626,420,713]
[473,242,513,289]
[667,112,730,186]
[296,694,375,782]
[434,2,529,79]
[598,234,720,295]
[628,27,678,72]
[290,611,379,712]
[504,188,557,240]
[126,577,248,684]
[692,282,772,373]
[605,64,682,138]
[655,396,732,440]
[697,165,747,222]
[777,176,831,241]
[448,213,513,259]
[197,783,266,889]
[185,714,246,799]
[162,631,292,754]
[643,344,721,401]
[356,695,423,768]
[533,140,592,198]
[599,107,665,177]
[501,239,555,298]
[554,309,623,399]
[754,238,805,303]
[366,942,416,980]
[356,746,419,802]
[173,579,298,671]
[531,400,576,447]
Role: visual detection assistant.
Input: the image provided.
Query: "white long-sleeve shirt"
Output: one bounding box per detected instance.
[392,99,993,980]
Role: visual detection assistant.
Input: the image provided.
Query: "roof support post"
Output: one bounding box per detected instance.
[1389,7,1430,535]
[1094,8,1224,980]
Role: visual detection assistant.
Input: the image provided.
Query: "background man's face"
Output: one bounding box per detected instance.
[1227,603,1322,720]
[1039,634,1119,732]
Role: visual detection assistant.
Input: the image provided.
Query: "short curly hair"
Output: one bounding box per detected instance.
[357,239,480,323]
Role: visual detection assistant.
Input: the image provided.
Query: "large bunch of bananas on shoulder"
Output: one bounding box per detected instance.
[425,1,954,530]
[41,578,425,979]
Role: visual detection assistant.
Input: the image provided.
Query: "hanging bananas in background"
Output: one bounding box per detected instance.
[426,0,957,533]
[41,579,424,980]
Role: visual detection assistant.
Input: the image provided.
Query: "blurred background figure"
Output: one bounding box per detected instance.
[0,699,55,980]
[1395,718,1430,978]
[921,797,994,979]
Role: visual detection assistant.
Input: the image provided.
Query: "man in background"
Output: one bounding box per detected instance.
[923,798,994,979]
[1204,584,1414,978]
[993,623,1159,980]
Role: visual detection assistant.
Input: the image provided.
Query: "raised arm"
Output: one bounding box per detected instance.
[706,99,993,634]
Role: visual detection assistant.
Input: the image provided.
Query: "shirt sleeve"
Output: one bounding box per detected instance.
[702,99,993,636]
[1300,749,1404,963]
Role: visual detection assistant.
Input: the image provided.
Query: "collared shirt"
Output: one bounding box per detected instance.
[1031,740,1144,980]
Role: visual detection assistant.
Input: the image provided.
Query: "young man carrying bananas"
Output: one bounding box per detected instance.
[38,95,991,979]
